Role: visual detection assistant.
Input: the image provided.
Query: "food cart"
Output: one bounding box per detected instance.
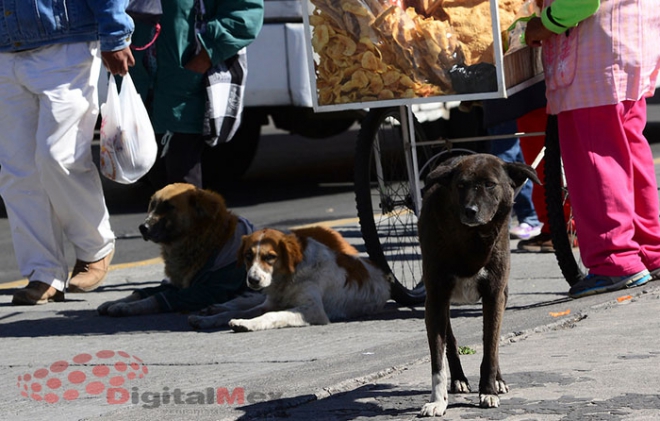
[301,0,544,110]
[299,0,572,304]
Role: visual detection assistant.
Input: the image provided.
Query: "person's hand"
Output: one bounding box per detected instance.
[524,17,554,47]
[101,47,136,76]
[184,49,213,74]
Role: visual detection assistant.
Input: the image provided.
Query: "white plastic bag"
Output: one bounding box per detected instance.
[99,73,157,184]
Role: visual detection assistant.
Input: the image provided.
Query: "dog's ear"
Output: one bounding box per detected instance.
[504,162,541,188]
[424,156,464,187]
[281,234,304,274]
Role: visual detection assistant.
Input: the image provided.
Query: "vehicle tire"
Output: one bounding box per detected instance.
[543,115,586,286]
[354,107,436,306]
[202,110,263,187]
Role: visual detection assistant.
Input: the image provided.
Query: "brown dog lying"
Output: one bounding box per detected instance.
[418,154,540,416]
[98,183,253,316]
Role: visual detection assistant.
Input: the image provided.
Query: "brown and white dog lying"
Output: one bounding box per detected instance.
[188,226,392,332]
[418,154,540,417]
[98,183,252,317]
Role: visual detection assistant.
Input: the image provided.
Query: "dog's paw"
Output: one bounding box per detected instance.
[420,400,448,417]
[450,379,471,393]
[97,301,117,316]
[106,303,132,317]
[228,319,254,332]
[479,393,500,408]
[496,380,509,394]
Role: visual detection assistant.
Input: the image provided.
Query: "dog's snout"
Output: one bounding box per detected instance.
[460,203,484,227]
[139,224,150,241]
[463,205,478,219]
[247,276,261,289]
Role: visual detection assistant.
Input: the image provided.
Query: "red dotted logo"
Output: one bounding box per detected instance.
[17,350,147,404]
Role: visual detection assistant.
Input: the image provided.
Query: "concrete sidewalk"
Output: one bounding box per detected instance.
[281,286,660,421]
[1,234,660,421]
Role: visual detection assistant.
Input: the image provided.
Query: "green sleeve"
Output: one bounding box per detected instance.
[541,0,600,34]
[198,0,265,64]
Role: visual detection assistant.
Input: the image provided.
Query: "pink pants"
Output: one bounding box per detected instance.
[558,99,660,276]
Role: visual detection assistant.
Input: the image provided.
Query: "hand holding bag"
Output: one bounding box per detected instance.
[99,73,157,184]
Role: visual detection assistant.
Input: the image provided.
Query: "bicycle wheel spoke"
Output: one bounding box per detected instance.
[354,107,427,305]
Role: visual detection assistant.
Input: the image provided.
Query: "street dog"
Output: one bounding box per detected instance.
[187,226,392,332]
[97,183,253,317]
[417,154,540,417]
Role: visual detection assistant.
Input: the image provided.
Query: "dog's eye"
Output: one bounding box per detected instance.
[484,182,497,190]
[245,251,254,261]
[264,254,277,263]
[456,183,465,190]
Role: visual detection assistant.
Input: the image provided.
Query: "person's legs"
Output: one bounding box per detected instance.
[515,109,556,252]
[517,108,549,231]
[25,42,115,266]
[623,99,660,272]
[148,132,205,189]
[6,42,115,297]
[0,49,68,296]
[558,103,649,289]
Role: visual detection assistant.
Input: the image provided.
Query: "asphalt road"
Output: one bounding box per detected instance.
[1,103,660,421]
[2,200,659,421]
[0,103,659,287]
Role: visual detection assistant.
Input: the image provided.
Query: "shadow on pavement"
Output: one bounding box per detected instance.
[235,383,428,421]
[0,293,427,338]
[0,306,192,337]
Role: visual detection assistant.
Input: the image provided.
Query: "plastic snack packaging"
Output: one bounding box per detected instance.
[505,0,542,56]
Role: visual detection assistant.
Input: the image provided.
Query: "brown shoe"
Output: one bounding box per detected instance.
[67,249,115,293]
[517,233,555,253]
[12,282,64,305]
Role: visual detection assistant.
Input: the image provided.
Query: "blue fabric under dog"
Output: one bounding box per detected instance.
[135,216,255,312]
[137,262,249,312]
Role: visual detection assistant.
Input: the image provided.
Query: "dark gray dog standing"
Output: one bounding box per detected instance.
[418,154,540,417]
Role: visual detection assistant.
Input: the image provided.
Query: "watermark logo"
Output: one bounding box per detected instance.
[17,351,281,408]
[17,350,148,404]
[123,386,282,408]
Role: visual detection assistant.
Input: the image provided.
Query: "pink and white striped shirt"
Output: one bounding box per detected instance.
[542,0,660,115]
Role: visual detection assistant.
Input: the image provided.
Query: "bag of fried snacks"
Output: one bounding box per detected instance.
[504,0,542,56]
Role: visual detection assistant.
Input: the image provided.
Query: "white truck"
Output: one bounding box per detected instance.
[202,0,363,182]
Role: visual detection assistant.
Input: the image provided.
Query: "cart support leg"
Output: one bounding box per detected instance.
[400,105,423,214]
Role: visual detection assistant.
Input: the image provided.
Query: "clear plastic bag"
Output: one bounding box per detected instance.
[99,73,157,184]
[505,0,542,56]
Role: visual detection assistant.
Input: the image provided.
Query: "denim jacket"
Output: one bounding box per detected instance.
[0,0,134,52]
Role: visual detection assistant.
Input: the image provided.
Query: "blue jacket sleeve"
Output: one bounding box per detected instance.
[88,0,135,51]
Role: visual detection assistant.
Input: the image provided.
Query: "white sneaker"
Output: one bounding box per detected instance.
[510,223,542,240]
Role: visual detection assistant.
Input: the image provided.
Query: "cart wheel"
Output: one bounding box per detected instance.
[354,106,480,305]
[354,107,425,305]
[544,115,586,286]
